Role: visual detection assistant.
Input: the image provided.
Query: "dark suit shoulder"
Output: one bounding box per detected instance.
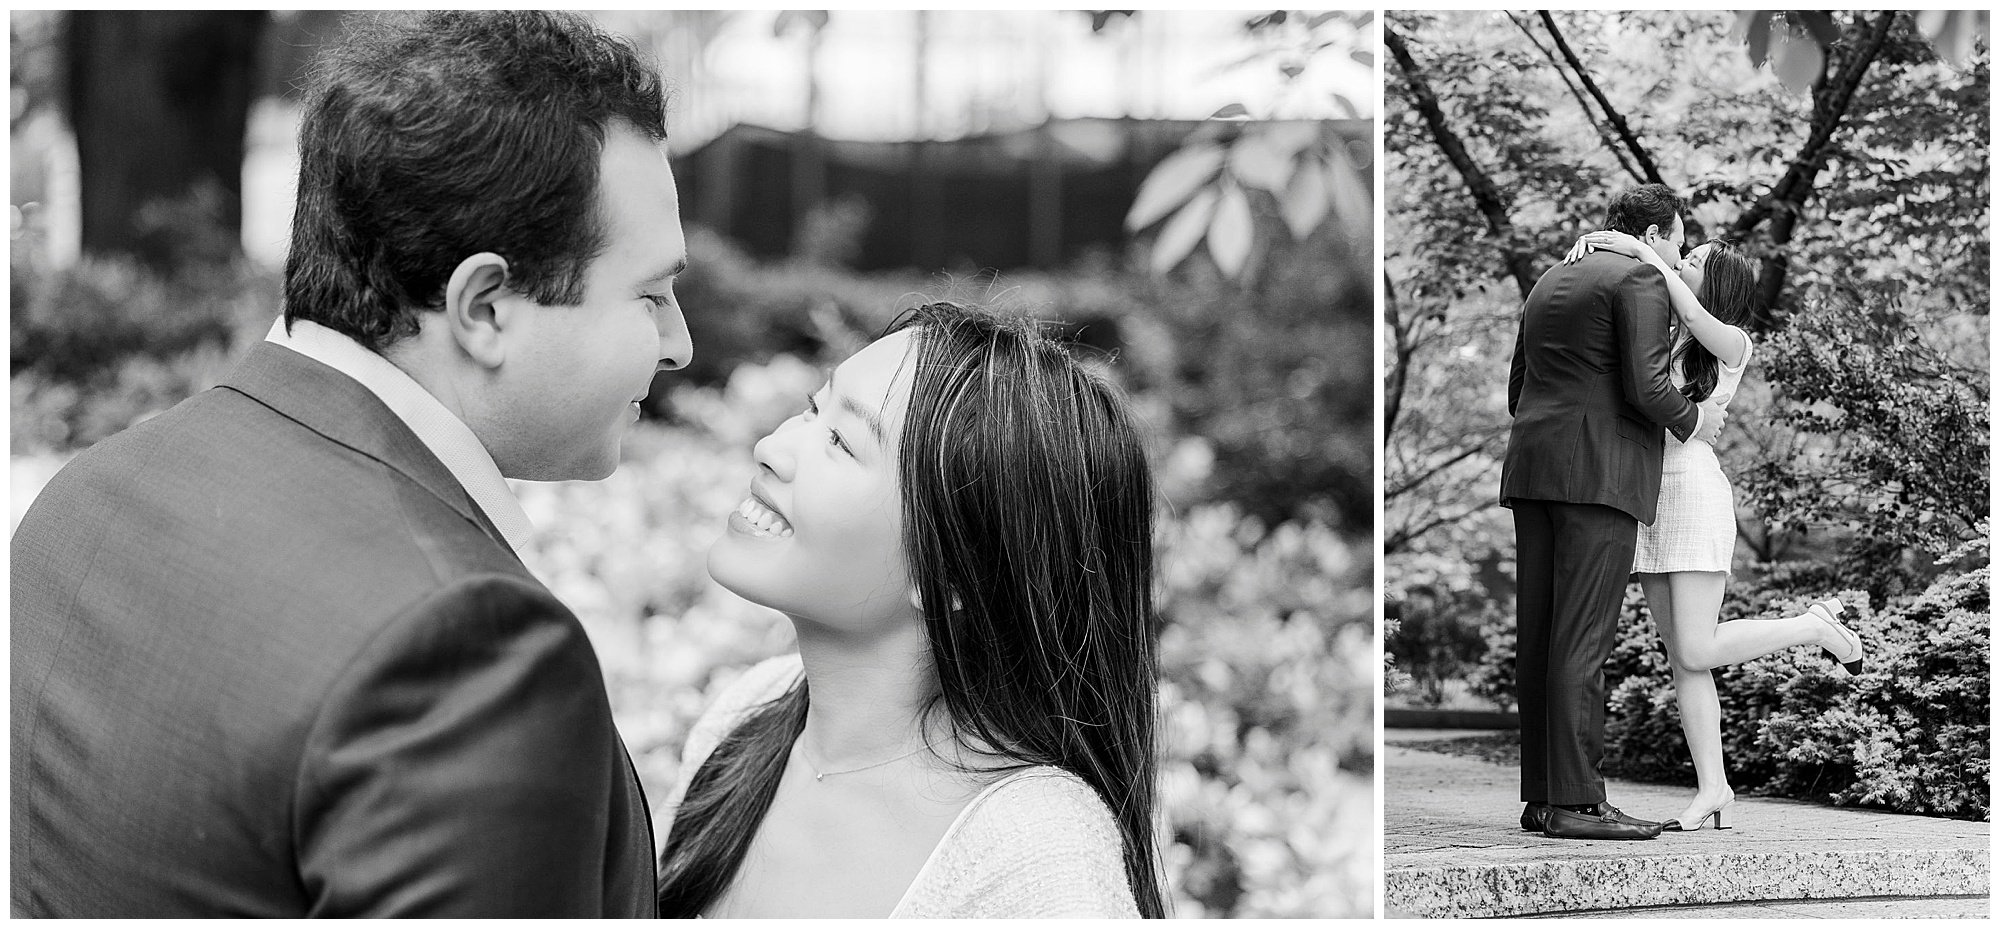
[1613,258,1667,287]
[9,374,631,917]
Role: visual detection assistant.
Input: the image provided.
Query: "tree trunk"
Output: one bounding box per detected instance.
[1385,23,1539,300]
[66,11,267,274]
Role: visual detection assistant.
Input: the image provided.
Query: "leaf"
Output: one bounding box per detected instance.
[1207,183,1254,278]
[1916,9,1949,39]
[1330,93,1360,120]
[1245,11,1286,31]
[1920,10,1987,67]
[1126,142,1224,232]
[1771,26,1825,94]
[1739,11,1773,67]
[1087,10,1133,33]
[1227,133,1294,192]
[1151,186,1218,275]
[1324,142,1372,239]
[1350,48,1375,69]
[1279,154,1330,240]
[1209,103,1251,119]
[1795,11,1840,49]
[772,10,828,37]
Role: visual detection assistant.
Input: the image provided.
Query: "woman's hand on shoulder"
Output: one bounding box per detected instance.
[1562,229,1650,266]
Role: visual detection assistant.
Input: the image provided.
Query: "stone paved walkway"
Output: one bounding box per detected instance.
[1384,730,1991,919]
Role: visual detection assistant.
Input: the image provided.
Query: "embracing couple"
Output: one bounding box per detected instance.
[1500,183,1864,841]
[12,12,1160,918]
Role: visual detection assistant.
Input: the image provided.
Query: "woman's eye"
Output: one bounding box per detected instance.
[828,429,854,457]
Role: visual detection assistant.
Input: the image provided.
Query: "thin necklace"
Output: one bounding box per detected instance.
[794,736,939,782]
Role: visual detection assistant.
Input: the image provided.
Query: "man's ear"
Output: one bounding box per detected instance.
[1640,223,1661,242]
[442,252,511,368]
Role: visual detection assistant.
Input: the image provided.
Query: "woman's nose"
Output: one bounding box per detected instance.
[751,420,798,482]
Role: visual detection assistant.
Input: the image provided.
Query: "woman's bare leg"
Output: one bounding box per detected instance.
[1643,570,1850,826]
[1640,573,1729,825]
[1666,572,1830,671]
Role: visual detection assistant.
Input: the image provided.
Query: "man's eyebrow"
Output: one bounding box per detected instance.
[825,367,887,446]
[641,255,688,287]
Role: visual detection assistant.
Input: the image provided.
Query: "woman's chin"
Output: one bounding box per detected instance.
[705,538,755,597]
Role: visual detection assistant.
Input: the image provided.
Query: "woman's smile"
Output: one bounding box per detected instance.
[730,493,794,539]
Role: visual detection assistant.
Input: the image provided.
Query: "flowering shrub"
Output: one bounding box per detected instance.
[1154,505,1373,917]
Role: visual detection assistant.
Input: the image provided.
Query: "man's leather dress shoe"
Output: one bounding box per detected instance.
[1520,802,1552,832]
[1542,803,1662,840]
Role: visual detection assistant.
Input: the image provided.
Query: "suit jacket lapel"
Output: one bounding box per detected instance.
[218,341,519,557]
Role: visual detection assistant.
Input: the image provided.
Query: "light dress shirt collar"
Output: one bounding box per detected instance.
[263,317,534,552]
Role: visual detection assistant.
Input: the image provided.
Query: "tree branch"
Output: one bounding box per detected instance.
[1507,11,1643,185]
[1386,442,1502,501]
[1535,12,1666,186]
[1385,21,1539,299]
[1383,274,1410,438]
[1387,502,1497,556]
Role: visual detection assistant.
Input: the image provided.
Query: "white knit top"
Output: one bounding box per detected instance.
[660,654,1141,919]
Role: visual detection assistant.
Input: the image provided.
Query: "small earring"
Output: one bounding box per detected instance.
[909,588,966,612]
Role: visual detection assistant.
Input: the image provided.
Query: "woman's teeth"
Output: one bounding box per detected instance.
[738,497,793,538]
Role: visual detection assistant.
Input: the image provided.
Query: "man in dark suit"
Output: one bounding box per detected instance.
[12,12,690,915]
[1499,183,1725,841]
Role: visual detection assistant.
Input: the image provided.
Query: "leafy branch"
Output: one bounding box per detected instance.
[1726,11,1899,324]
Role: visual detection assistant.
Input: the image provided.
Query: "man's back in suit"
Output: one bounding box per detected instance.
[11,344,657,916]
[1501,250,1698,522]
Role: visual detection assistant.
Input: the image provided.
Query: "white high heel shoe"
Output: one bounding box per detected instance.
[1807,598,1863,674]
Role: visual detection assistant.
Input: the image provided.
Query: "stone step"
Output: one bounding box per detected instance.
[1384,739,1992,918]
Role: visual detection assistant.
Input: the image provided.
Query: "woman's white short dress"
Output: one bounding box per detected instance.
[1632,330,1752,576]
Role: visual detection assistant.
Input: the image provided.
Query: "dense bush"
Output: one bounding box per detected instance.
[1383,587,1489,706]
[1742,292,1989,602]
[9,225,276,453]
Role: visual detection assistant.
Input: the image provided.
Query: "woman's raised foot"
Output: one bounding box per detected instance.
[1807,598,1863,674]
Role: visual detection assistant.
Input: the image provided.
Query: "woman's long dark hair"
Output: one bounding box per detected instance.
[1674,240,1756,402]
[657,302,1165,917]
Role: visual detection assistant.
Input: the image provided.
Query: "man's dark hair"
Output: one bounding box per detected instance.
[283,11,668,350]
[1604,182,1686,238]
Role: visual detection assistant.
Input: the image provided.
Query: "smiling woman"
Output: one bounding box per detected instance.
[660,301,1165,918]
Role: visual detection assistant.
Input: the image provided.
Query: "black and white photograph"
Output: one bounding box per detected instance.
[1382,9,1989,919]
[10,10,1373,918]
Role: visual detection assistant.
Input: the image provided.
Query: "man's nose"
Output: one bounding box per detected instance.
[657,302,691,372]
